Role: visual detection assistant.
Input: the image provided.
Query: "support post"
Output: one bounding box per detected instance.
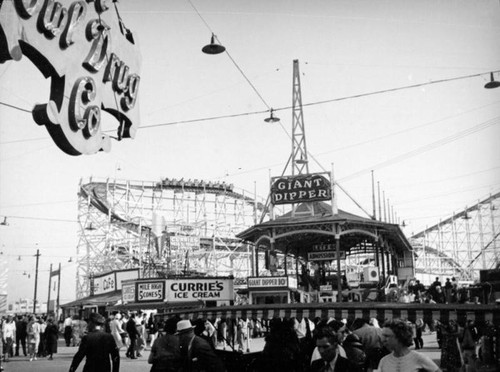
[33,248,41,314]
[47,263,52,314]
[56,263,61,317]
[371,170,376,219]
[335,224,342,302]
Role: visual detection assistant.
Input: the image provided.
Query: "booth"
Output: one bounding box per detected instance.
[110,276,235,313]
[247,276,297,305]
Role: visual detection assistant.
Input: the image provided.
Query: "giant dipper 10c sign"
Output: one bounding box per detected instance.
[0,0,141,155]
[271,173,332,205]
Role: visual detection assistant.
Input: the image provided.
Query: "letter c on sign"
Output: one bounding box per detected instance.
[69,77,100,138]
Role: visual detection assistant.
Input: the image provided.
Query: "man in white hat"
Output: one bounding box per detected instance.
[176,319,226,372]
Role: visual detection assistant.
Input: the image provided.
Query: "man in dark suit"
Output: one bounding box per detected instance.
[68,313,120,372]
[309,327,360,372]
[125,313,139,359]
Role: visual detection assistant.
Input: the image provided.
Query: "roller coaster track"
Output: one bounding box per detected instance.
[410,191,500,280]
[75,178,267,298]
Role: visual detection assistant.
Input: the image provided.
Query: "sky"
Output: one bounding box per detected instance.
[1,0,499,305]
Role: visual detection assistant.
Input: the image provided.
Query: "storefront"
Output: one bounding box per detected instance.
[61,268,140,318]
[109,276,235,313]
[247,276,297,305]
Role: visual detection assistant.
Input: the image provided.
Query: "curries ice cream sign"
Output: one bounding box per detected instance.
[0,0,141,155]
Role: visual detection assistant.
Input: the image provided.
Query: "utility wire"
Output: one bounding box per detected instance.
[0,215,79,223]
[339,116,500,182]
[1,70,499,143]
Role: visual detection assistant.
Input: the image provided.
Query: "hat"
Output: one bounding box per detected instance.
[176,319,195,334]
[89,313,106,325]
[344,334,363,348]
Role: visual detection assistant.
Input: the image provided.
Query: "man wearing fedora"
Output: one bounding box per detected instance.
[69,313,120,372]
[176,319,225,372]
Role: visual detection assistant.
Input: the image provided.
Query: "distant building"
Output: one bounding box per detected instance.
[8,298,47,314]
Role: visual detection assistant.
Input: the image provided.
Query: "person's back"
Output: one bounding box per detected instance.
[69,313,119,372]
[177,319,225,372]
[353,321,384,371]
[353,323,382,350]
[149,333,181,372]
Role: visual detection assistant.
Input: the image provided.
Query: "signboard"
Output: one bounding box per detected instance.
[92,269,139,296]
[308,250,346,261]
[165,278,233,302]
[137,281,165,302]
[0,0,141,155]
[92,272,116,296]
[170,235,200,251]
[271,173,331,205]
[115,269,140,289]
[247,276,290,289]
[121,282,136,303]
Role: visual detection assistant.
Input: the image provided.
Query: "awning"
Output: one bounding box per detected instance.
[164,302,499,324]
[107,300,204,312]
[61,291,122,309]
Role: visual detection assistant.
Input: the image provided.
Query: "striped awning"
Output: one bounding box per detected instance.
[165,302,500,324]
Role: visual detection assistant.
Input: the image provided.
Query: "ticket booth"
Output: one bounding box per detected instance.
[247,276,297,305]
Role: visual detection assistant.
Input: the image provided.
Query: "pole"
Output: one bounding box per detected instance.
[47,263,52,314]
[331,163,338,215]
[33,248,41,314]
[335,224,342,302]
[377,182,382,221]
[56,263,61,318]
[371,170,376,220]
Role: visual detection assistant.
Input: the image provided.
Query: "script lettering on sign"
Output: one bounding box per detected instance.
[271,173,331,205]
[0,0,141,155]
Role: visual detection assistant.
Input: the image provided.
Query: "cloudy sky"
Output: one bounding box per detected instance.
[1,0,499,303]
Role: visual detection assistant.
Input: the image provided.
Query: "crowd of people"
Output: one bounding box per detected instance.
[1,308,494,372]
[0,313,60,367]
[396,276,479,304]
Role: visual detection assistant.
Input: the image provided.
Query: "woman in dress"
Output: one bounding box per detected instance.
[109,313,124,351]
[27,315,41,362]
[378,319,441,372]
[44,318,59,360]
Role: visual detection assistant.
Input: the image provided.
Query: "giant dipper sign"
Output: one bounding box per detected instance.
[271,173,331,205]
[0,0,141,155]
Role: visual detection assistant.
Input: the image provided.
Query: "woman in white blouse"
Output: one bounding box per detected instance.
[378,319,441,372]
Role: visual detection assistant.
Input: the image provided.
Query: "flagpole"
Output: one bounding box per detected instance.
[47,264,52,314]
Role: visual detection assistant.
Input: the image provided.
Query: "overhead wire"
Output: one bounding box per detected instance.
[0,70,498,143]
[339,115,500,182]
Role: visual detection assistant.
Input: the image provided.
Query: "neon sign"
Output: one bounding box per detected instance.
[0,0,141,155]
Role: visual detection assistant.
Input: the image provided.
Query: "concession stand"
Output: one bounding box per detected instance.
[108,276,235,313]
[247,276,297,304]
[237,172,415,304]
[61,269,139,318]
